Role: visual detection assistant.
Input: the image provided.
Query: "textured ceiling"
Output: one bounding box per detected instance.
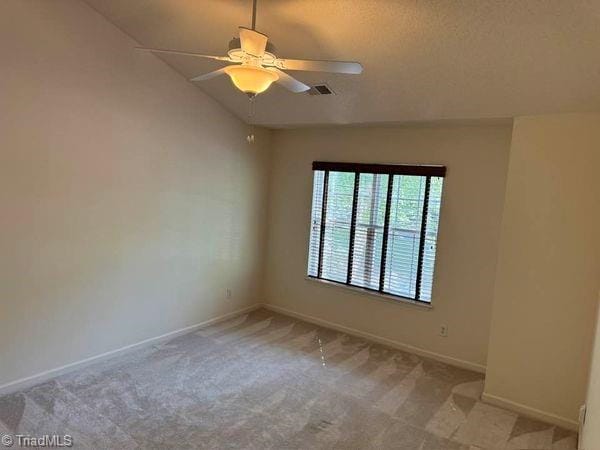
[83,0,600,127]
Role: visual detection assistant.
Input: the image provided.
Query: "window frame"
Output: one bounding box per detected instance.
[307,161,446,305]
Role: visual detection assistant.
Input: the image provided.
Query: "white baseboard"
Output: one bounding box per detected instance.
[481,392,579,431]
[263,303,487,374]
[268,304,582,431]
[0,303,263,396]
[2,301,580,434]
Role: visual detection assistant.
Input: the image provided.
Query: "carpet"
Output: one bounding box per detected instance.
[0,308,578,449]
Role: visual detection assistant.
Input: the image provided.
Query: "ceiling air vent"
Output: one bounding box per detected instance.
[308,84,335,96]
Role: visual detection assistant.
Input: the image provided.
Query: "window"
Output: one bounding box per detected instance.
[307,161,446,304]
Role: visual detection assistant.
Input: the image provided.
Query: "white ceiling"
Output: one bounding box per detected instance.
[84,0,600,128]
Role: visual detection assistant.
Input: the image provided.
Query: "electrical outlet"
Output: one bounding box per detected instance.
[225,288,232,300]
[439,325,448,337]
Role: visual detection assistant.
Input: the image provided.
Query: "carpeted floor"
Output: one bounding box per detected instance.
[0,308,577,449]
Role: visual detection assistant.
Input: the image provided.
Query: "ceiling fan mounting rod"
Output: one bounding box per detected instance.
[251,0,258,30]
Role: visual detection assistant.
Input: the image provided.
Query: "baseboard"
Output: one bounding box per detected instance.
[2,301,580,434]
[265,304,582,430]
[263,303,487,374]
[481,392,579,431]
[0,303,263,396]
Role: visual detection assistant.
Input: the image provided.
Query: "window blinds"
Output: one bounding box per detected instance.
[308,161,446,303]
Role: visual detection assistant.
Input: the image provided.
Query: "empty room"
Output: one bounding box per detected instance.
[1,1,600,449]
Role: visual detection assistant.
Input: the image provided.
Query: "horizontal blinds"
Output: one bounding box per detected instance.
[320,171,355,283]
[383,175,427,299]
[307,163,445,303]
[350,173,389,290]
[307,170,325,277]
[419,177,443,301]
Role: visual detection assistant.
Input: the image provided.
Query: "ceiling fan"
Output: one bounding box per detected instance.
[136,0,363,97]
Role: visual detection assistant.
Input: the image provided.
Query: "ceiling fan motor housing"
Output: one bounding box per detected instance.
[229,37,276,54]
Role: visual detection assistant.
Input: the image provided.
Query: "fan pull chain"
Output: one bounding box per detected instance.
[247,96,256,144]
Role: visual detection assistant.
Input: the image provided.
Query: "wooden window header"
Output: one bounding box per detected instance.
[312,161,446,178]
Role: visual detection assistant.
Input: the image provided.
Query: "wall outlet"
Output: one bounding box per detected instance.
[439,325,448,337]
[225,288,232,300]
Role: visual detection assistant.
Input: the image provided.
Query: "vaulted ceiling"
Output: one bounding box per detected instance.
[84,0,600,128]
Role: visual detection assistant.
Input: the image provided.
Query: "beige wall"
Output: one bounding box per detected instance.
[582,294,600,449]
[3,2,598,433]
[484,114,600,426]
[0,0,270,387]
[264,124,512,369]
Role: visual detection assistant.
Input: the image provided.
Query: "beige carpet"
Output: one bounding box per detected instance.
[0,308,577,449]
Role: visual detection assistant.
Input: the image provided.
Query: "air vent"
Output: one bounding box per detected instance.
[308,84,335,96]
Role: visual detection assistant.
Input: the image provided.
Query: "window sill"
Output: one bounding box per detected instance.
[304,277,433,310]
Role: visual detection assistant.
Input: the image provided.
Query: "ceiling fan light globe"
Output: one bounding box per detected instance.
[224,65,278,95]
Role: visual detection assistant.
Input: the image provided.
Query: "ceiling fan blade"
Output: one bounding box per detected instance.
[190,67,228,82]
[135,47,231,61]
[268,68,310,93]
[274,58,363,74]
[239,27,268,57]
